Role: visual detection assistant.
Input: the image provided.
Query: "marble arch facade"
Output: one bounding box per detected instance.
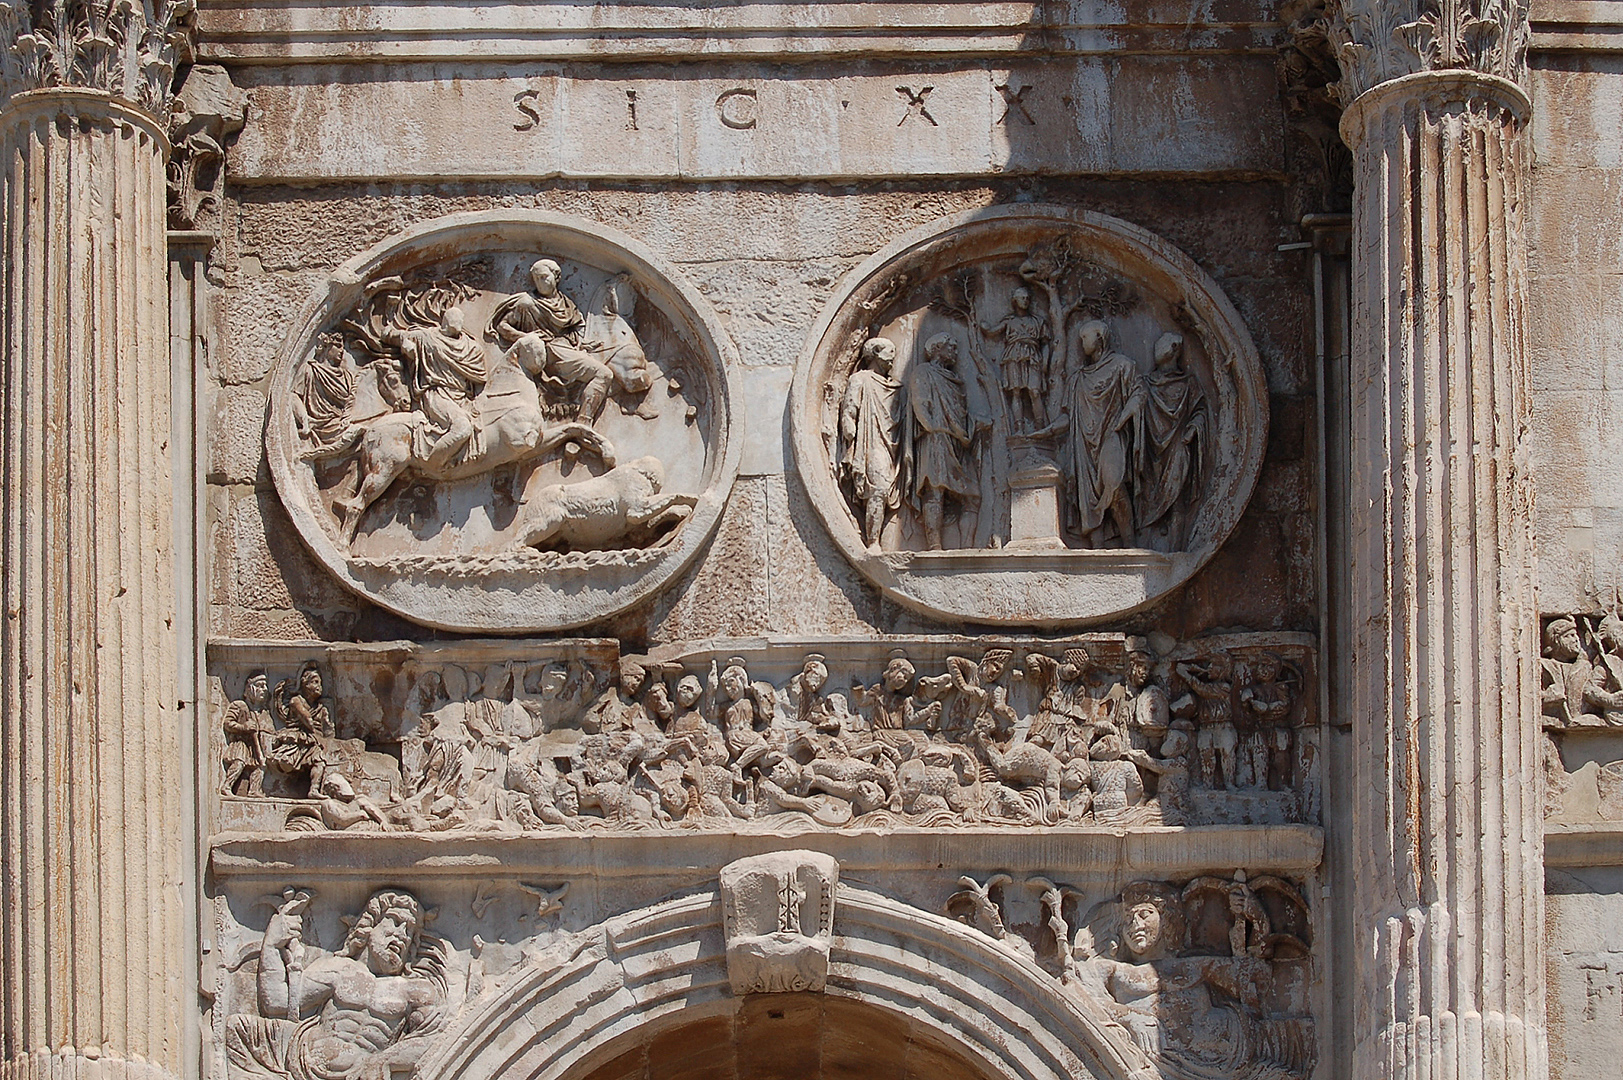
[1,1,1620,1079]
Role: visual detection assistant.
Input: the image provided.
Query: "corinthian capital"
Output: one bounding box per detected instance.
[0,0,196,115]
[1319,0,1529,105]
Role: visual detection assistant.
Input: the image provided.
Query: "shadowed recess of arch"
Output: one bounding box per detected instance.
[413,887,1153,1080]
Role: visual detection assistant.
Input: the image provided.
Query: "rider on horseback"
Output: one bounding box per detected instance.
[380,304,488,469]
[489,258,618,424]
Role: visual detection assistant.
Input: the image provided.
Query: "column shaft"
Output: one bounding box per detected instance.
[1342,71,1545,1080]
[0,90,183,1080]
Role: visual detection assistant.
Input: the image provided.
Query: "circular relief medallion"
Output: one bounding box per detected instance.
[267,211,741,633]
[790,205,1268,626]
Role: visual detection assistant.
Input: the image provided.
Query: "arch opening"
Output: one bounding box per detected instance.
[570,993,1007,1080]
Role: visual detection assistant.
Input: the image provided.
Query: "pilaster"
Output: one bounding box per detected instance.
[0,35,187,1080]
[1328,0,1545,1071]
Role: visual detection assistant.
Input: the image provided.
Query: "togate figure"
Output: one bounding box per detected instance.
[837,336,904,551]
[1062,319,1145,549]
[903,333,987,550]
[225,888,447,1080]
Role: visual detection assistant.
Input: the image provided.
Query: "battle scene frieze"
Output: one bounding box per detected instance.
[264,210,741,633]
[207,629,1321,838]
[790,204,1270,627]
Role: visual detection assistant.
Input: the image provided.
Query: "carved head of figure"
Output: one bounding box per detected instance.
[617,659,647,699]
[1090,733,1125,761]
[340,889,425,977]
[860,337,897,375]
[1059,647,1091,683]
[319,772,356,802]
[316,332,346,366]
[298,663,324,702]
[800,655,829,694]
[1077,320,1109,362]
[1119,882,1184,962]
[1153,331,1185,370]
[440,305,469,338]
[1011,286,1031,313]
[676,674,704,709]
[980,649,1013,684]
[1546,617,1582,663]
[529,258,562,297]
[882,654,916,693]
[923,333,958,367]
[1600,614,1623,656]
[245,671,270,709]
[553,777,580,817]
[1125,638,1153,689]
[645,681,674,722]
[721,660,749,701]
[538,663,570,699]
[1254,652,1283,683]
[1205,651,1233,681]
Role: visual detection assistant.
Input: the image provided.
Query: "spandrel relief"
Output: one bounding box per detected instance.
[947,870,1317,1080]
[208,862,1316,1080]
[792,205,1268,625]
[209,632,1318,836]
[266,212,740,633]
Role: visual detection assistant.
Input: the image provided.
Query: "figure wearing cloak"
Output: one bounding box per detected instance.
[1136,331,1208,549]
[838,337,903,550]
[385,306,488,468]
[1063,320,1144,548]
[489,257,617,422]
[293,334,364,461]
[903,333,984,550]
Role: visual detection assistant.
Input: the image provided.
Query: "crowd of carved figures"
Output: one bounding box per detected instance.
[834,239,1210,553]
[219,863,1313,1080]
[217,637,1320,832]
[288,254,702,555]
[1540,612,1623,819]
[949,869,1316,1080]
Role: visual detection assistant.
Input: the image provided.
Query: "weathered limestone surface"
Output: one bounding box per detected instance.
[8,0,1622,1073]
[1336,52,1545,1080]
[0,91,186,1080]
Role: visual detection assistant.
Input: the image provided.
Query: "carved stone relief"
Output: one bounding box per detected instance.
[790,205,1269,626]
[210,863,1315,1080]
[265,211,741,632]
[945,870,1317,1080]
[1539,612,1623,823]
[719,850,838,994]
[209,631,1319,835]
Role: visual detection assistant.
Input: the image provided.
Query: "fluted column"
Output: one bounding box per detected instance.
[1330,1,1545,1072]
[0,2,192,1076]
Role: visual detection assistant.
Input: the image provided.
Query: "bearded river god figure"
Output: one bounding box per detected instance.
[791,205,1267,625]
[265,213,741,633]
[225,889,447,1080]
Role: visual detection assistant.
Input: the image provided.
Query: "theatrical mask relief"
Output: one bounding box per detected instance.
[212,634,1321,834]
[265,214,739,633]
[213,859,1314,1080]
